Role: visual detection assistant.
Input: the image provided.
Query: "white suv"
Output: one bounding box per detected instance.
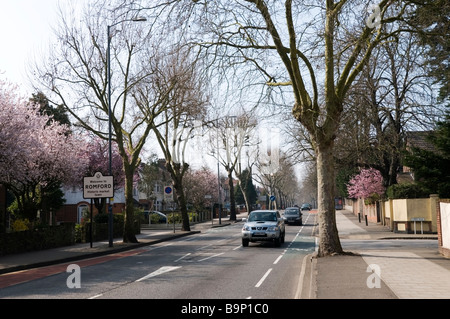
[242,210,285,247]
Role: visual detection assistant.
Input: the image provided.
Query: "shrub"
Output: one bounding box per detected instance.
[11,218,30,232]
[386,183,430,199]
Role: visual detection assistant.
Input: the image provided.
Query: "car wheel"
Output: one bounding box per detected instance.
[242,238,249,247]
[274,237,281,247]
[300,219,303,226]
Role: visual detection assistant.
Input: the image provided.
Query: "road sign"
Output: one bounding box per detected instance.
[164,186,173,201]
[270,195,276,202]
[83,172,114,199]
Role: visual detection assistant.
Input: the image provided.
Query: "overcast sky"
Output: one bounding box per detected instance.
[0,0,63,93]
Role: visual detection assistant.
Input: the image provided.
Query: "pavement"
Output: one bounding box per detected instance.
[300,209,450,299]
[1,210,449,299]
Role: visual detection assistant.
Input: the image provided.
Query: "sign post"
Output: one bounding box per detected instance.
[164,186,175,233]
[83,172,114,247]
[411,217,425,234]
[269,195,276,210]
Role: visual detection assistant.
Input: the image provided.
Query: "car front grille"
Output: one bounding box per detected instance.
[251,227,268,230]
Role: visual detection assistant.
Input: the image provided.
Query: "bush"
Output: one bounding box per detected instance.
[386,183,430,199]
[11,218,30,232]
[0,223,75,256]
[167,212,182,224]
[94,213,124,224]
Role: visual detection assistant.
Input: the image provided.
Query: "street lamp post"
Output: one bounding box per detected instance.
[107,17,146,247]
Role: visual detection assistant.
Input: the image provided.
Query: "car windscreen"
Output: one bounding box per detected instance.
[248,212,277,222]
[285,209,299,215]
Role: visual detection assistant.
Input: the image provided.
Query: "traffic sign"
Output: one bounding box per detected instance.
[83,172,114,199]
[270,195,276,202]
[164,185,173,201]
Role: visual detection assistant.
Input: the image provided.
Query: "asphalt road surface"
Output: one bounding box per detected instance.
[0,212,318,299]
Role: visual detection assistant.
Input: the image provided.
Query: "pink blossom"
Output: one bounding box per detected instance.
[0,80,89,191]
[347,168,385,199]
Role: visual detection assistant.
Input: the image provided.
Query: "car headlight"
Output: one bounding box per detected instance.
[243,225,250,231]
[268,226,279,231]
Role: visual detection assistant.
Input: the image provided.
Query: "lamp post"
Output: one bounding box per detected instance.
[107,17,146,247]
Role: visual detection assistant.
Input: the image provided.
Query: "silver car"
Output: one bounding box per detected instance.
[242,210,285,247]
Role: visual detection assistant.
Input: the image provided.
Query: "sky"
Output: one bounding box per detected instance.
[0,0,67,93]
[0,0,305,186]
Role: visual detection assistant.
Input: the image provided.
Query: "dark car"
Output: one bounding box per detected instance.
[301,203,312,211]
[283,207,303,225]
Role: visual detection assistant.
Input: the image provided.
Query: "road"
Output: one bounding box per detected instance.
[0,212,317,299]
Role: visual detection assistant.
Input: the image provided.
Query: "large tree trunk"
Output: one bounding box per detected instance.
[167,162,191,231]
[173,178,190,231]
[227,168,237,221]
[123,165,138,243]
[315,140,343,257]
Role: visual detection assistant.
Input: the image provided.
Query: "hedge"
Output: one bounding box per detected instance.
[386,183,430,199]
[0,223,75,256]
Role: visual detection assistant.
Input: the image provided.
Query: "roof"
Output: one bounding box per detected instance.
[405,131,436,152]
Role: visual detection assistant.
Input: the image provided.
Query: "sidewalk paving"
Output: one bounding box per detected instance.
[302,209,450,299]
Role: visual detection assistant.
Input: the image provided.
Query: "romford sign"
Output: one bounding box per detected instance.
[83,172,114,199]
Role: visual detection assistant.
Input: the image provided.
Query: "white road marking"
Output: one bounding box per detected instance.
[273,255,283,264]
[255,268,272,288]
[174,253,191,262]
[198,252,224,262]
[135,266,181,282]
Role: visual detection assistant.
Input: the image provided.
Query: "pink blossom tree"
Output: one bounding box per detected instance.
[0,80,89,220]
[183,167,219,211]
[347,168,385,200]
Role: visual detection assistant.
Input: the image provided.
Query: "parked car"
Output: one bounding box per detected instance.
[144,210,167,224]
[301,203,312,211]
[283,207,303,225]
[241,210,285,247]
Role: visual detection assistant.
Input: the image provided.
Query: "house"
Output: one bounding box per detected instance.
[402,130,435,177]
[55,185,145,224]
[55,160,170,224]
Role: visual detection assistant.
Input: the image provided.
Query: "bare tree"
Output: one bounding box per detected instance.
[33,1,178,242]
[336,30,440,187]
[144,48,209,231]
[161,0,425,256]
[207,114,256,220]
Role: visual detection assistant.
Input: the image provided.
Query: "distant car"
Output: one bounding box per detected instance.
[144,210,167,224]
[242,210,285,247]
[301,203,312,211]
[283,207,303,225]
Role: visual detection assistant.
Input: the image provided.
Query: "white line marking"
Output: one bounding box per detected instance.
[233,245,241,250]
[198,252,224,262]
[273,255,283,264]
[174,253,191,262]
[135,266,181,282]
[197,244,213,250]
[295,254,310,299]
[88,294,103,299]
[255,268,272,288]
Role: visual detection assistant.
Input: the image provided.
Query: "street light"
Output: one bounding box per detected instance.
[107,16,146,247]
